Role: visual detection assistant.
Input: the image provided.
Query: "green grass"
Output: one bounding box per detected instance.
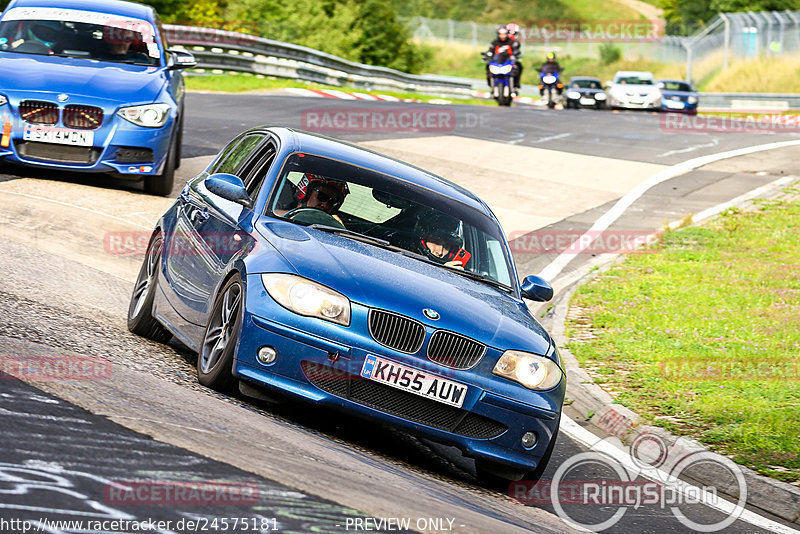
[184,72,495,105]
[566,194,800,483]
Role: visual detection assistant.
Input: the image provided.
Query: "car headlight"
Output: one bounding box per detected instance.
[566,91,581,99]
[0,94,7,106]
[261,273,350,326]
[117,104,171,128]
[688,96,698,104]
[493,349,563,390]
[595,92,607,100]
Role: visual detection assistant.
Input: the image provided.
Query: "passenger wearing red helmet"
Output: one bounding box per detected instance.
[506,23,523,93]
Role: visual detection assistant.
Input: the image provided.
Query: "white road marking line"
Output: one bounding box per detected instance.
[657,138,719,158]
[539,139,800,282]
[532,133,571,144]
[0,190,152,230]
[560,418,800,533]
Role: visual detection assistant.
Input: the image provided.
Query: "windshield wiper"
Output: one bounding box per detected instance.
[451,268,512,291]
[308,224,392,247]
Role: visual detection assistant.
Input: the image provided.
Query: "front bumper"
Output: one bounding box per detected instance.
[233,276,564,472]
[0,98,174,177]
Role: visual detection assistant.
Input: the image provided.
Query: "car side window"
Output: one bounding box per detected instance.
[241,142,277,198]
[210,134,265,176]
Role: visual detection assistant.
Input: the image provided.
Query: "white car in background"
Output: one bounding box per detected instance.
[605,71,661,111]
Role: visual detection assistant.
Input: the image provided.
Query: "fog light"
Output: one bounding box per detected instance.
[257,346,277,365]
[521,431,538,449]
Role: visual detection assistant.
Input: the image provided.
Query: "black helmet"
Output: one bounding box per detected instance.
[415,212,463,264]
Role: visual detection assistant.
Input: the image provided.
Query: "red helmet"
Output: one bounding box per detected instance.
[295,174,349,209]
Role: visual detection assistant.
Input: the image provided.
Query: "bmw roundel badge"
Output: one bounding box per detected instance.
[423,308,440,321]
[57,93,69,102]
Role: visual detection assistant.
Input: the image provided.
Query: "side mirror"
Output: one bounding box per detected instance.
[167,49,197,70]
[205,173,253,209]
[520,275,554,302]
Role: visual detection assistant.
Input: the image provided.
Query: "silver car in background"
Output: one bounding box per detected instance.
[605,71,661,111]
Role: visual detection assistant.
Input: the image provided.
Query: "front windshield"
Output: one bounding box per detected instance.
[571,79,601,89]
[268,153,515,288]
[0,7,160,66]
[615,74,655,85]
[659,81,692,92]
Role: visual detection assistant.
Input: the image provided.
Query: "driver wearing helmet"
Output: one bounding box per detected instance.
[539,51,562,96]
[413,212,467,269]
[276,173,350,225]
[484,26,518,95]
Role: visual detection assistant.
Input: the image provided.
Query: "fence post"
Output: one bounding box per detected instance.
[470,22,477,47]
[682,40,693,83]
[720,13,730,70]
[448,19,454,42]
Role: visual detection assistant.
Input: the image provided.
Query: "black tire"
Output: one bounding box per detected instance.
[144,135,176,196]
[174,114,183,169]
[197,274,244,392]
[127,231,172,342]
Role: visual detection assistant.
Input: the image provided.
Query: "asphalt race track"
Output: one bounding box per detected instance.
[1,93,799,534]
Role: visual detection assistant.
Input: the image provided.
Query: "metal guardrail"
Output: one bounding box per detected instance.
[698,92,800,110]
[163,25,474,96]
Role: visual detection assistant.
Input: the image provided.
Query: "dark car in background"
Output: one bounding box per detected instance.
[657,79,699,114]
[565,76,607,109]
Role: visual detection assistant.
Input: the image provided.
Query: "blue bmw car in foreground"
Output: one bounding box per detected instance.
[128,127,565,482]
[0,0,195,195]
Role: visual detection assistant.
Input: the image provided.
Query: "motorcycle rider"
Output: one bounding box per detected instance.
[506,23,523,96]
[484,26,517,94]
[539,51,562,96]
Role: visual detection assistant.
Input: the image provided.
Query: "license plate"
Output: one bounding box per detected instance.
[360,355,467,408]
[666,100,685,109]
[23,125,94,147]
[579,97,596,105]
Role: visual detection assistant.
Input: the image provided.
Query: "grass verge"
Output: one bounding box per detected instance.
[184,72,495,106]
[566,191,800,484]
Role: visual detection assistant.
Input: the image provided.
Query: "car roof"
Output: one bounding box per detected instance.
[5,0,155,21]
[658,79,692,84]
[569,76,601,81]
[263,127,492,215]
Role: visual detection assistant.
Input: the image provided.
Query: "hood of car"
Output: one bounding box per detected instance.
[255,220,552,355]
[0,53,165,104]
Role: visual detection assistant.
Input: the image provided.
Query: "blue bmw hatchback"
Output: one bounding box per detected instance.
[0,0,195,195]
[128,127,565,482]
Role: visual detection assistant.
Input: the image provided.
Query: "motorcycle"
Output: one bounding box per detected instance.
[539,70,563,109]
[483,50,515,107]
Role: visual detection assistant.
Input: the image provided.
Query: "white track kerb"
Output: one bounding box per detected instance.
[547,141,800,533]
[539,139,800,282]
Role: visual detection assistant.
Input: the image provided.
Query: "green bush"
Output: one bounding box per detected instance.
[599,43,622,65]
